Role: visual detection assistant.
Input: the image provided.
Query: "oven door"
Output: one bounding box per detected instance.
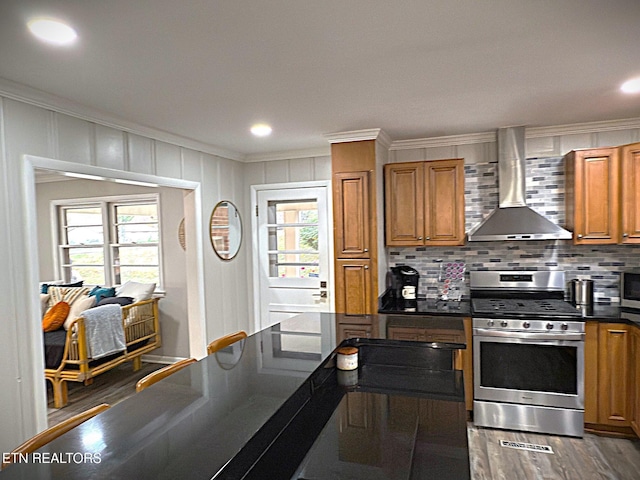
[473,327,584,410]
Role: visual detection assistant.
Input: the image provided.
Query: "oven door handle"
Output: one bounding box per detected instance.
[473,328,584,342]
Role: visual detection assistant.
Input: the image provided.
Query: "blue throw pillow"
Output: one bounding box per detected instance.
[41,281,83,294]
[89,286,116,303]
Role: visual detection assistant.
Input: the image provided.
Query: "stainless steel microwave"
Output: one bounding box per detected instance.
[621,269,640,309]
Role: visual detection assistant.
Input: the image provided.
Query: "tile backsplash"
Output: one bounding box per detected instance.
[387,157,640,302]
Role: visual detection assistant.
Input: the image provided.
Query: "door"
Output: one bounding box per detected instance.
[255,185,331,330]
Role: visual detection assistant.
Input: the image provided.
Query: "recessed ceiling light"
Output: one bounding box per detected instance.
[28,18,77,46]
[250,124,272,137]
[621,77,640,94]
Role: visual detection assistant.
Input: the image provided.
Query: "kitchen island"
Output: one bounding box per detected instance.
[0,313,468,479]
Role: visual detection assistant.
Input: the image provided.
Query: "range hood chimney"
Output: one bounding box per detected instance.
[467,127,573,241]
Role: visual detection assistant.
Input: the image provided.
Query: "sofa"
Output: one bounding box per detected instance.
[41,281,162,408]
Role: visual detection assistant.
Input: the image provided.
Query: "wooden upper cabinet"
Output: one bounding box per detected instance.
[384,162,424,245]
[333,171,370,258]
[621,142,640,244]
[564,147,620,244]
[384,158,465,246]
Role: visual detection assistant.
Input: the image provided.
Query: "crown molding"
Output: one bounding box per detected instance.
[526,117,640,138]
[244,146,331,163]
[390,131,496,150]
[0,77,245,162]
[324,128,387,144]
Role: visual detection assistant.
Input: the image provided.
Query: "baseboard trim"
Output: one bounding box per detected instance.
[141,354,187,365]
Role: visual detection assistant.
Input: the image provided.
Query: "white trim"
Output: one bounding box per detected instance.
[251,181,334,333]
[141,354,188,365]
[244,147,331,163]
[0,78,244,162]
[390,132,496,150]
[324,128,386,144]
[526,117,640,138]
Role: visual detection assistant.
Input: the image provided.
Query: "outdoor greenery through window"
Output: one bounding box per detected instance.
[267,200,319,278]
[57,196,161,288]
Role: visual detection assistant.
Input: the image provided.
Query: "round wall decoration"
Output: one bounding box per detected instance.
[178,218,186,251]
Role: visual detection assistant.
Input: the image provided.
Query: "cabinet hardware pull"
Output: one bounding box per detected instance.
[364,266,369,270]
[418,236,422,240]
[426,236,430,240]
[364,248,368,252]
[577,234,583,239]
[623,233,629,237]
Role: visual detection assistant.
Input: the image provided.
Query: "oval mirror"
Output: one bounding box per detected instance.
[210,200,242,260]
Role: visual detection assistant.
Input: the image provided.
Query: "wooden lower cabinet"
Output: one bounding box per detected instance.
[335,259,372,315]
[630,326,640,437]
[584,321,599,424]
[597,323,631,427]
[338,322,373,342]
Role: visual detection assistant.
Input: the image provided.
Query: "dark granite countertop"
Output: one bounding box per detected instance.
[378,290,471,317]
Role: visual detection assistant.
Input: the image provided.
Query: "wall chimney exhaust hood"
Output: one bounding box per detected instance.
[467,127,573,241]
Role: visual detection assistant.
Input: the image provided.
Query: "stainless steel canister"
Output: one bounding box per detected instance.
[568,279,594,306]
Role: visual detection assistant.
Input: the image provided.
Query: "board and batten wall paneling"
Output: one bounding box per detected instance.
[0,95,248,455]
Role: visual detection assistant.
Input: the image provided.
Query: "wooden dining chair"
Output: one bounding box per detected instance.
[207,330,247,355]
[1,403,110,470]
[135,358,197,392]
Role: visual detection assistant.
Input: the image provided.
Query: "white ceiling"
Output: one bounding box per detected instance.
[1,1,640,159]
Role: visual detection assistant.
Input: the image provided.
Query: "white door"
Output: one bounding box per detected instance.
[255,185,332,331]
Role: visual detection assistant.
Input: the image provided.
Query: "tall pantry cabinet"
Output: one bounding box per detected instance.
[331,139,381,340]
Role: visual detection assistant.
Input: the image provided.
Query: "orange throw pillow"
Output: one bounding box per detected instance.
[43,301,70,332]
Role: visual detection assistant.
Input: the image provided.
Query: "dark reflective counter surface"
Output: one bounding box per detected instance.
[1,313,468,479]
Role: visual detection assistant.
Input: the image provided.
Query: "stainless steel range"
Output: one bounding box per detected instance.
[471,270,585,437]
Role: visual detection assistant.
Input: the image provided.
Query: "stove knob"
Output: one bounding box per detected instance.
[487,320,494,327]
[561,323,568,330]
[523,321,530,329]
[546,323,554,330]
[501,321,508,327]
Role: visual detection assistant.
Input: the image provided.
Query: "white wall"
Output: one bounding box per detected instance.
[0,96,248,453]
[35,179,190,359]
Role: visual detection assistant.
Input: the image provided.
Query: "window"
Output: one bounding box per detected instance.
[56,195,161,288]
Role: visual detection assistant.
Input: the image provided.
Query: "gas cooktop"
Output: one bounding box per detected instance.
[471,298,583,317]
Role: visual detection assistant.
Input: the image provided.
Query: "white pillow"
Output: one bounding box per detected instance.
[64,295,96,330]
[40,294,50,317]
[116,281,156,303]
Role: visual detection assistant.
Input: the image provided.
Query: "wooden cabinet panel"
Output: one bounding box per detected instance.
[630,326,640,437]
[333,171,371,258]
[388,326,422,341]
[565,148,620,244]
[337,323,372,342]
[335,259,372,315]
[597,323,631,427]
[384,163,424,245]
[584,321,599,424]
[621,142,640,244]
[384,159,465,247]
[424,159,466,245]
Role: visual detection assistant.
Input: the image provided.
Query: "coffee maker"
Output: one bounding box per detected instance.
[389,266,420,299]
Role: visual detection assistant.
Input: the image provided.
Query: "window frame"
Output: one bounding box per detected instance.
[53,193,163,290]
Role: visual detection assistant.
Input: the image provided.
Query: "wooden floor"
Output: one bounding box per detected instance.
[46,361,165,427]
[468,423,640,480]
[47,366,640,478]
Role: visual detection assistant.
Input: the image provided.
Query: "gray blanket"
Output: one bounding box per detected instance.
[82,304,126,359]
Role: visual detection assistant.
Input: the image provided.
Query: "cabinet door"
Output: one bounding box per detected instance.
[621,142,640,244]
[584,321,599,424]
[387,326,422,341]
[566,148,620,244]
[384,162,424,246]
[424,159,466,246]
[333,171,370,258]
[598,323,631,426]
[629,327,640,436]
[335,259,372,315]
[337,323,372,342]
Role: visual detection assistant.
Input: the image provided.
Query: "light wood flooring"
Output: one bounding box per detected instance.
[47,366,640,478]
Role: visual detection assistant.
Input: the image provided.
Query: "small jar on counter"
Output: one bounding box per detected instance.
[336,346,358,371]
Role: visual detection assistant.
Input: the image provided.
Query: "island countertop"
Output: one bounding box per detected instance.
[0,313,469,479]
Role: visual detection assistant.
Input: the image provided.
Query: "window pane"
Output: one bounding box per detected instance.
[66,226,104,245]
[68,248,104,265]
[67,266,105,286]
[117,246,159,265]
[271,226,318,252]
[117,266,159,285]
[277,253,319,264]
[65,207,102,227]
[274,201,318,224]
[116,223,159,244]
[115,204,158,223]
[275,265,320,278]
